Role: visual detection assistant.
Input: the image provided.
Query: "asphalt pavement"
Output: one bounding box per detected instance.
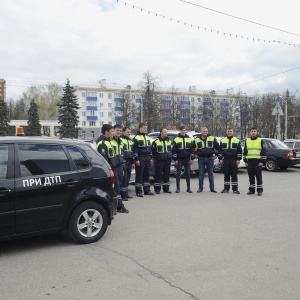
[1,167,300,300]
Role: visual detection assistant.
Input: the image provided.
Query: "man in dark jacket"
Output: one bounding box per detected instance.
[132,123,155,197]
[243,126,266,196]
[218,127,242,194]
[172,125,194,193]
[96,124,129,213]
[194,127,219,193]
[152,127,172,194]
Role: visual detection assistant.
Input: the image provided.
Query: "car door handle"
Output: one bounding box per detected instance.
[0,189,11,195]
[65,180,79,187]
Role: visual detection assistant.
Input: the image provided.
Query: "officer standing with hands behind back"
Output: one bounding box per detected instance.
[218,127,242,194]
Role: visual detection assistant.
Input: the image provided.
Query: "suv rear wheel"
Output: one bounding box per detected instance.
[69,201,108,244]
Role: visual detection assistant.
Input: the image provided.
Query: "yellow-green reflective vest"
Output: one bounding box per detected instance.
[246,138,262,159]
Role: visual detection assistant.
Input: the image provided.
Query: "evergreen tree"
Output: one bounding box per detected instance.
[27,99,42,136]
[0,100,11,136]
[57,79,80,138]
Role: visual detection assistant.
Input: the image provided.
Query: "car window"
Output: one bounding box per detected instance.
[0,145,9,180]
[270,140,289,149]
[66,146,90,170]
[295,142,300,148]
[18,144,70,176]
[284,142,294,148]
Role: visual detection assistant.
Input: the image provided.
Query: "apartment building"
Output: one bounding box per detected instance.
[75,82,247,140]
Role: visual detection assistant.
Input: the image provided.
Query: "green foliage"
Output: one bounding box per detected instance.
[0,100,11,136]
[22,83,62,119]
[57,79,80,138]
[26,99,42,136]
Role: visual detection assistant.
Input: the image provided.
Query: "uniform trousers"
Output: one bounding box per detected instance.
[247,159,263,193]
[154,159,171,193]
[223,158,238,191]
[121,159,132,199]
[135,156,151,195]
[176,158,191,190]
[114,165,125,210]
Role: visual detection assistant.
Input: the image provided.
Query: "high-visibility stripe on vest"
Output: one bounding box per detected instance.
[96,140,116,157]
[246,138,262,159]
[221,136,240,149]
[194,135,215,148]
[154,139,172,153]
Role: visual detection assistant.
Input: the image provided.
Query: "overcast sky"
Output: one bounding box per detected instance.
[1,0,300,99]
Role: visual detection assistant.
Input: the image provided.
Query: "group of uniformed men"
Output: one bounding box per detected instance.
[96,123,266,213]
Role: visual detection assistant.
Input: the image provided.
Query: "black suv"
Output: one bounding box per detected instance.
[0,137,117,244]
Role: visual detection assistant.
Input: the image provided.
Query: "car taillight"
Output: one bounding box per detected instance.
[110,170,115,188]
[286,151,294,159]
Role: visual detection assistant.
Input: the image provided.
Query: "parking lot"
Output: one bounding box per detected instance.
[1,167,300,300]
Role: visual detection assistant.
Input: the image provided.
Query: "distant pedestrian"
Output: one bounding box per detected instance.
[243,126,266,196]
[132,123,155,197]
[194,127,219,193]
[120,126,134,201]
[152,127,172,194]
[218,127,242,194]
[172,125,194,193]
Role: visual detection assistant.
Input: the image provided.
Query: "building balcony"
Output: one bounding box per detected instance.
[180,109,190,113]
[87,116,98,121]
[86,106,98,110]
[115,106,124,111]
[86,96,97,101]
[114,98,125,102]
[115,116,124,121]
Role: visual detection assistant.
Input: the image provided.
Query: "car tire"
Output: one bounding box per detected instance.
[69,201,108,244]
[265,159,278,172]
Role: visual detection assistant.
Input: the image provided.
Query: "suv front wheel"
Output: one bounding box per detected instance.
[69,201,108,244]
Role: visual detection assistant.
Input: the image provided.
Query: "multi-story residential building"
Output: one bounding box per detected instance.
[75,80,251,140]
[0,78,6,101]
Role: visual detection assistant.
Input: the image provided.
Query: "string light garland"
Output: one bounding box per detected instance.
[179,0,300,38]
[117,0,300,48]
[229,66,300,89]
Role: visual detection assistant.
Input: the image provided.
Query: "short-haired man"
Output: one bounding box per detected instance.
[218,127,242,194]
[243,126,266,196]
[96,124,129,213]
[194,127,219,193]
[120,126,134,200]
[172,125,194,193]
[132,123,155,197]
[152,127,172,194]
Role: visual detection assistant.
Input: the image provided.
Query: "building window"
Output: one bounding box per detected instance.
[87,92,96,97]
[131,94,136,100]
[82,112,86,117]
[108,112,112,117]
[89,121,96,126]
[108,103,112,108]
[100,121,104,126]
[115,93,120,97]
[90,131,95,138]
[99,103,103,107]
[108,121,112,125]
[99,93,103,98]
[81,102,86,108]
[82,121,86,126]
[108,93,112,99]
[82,92,86,97]
[100,112,104,117]
[89,110,95,116]
[191,97,194,102]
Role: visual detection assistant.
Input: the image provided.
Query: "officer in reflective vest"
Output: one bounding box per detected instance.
[243,126,266,196]
[96,124,129,213]
[218,127,242,194]
[120,126,134,200]
[152,127,172,194]
[194,127,219,193]
[132,123,155,197]
[172,125,194,193]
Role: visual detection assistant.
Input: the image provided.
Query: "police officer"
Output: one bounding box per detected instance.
[120,126,134,200]
[152,127,172,194]
[132,123,155,197]
[194,127,219,193]
[96,124,129,213]
[172,125,194,193]
[218,127,242,194]
[243,126,266,196]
